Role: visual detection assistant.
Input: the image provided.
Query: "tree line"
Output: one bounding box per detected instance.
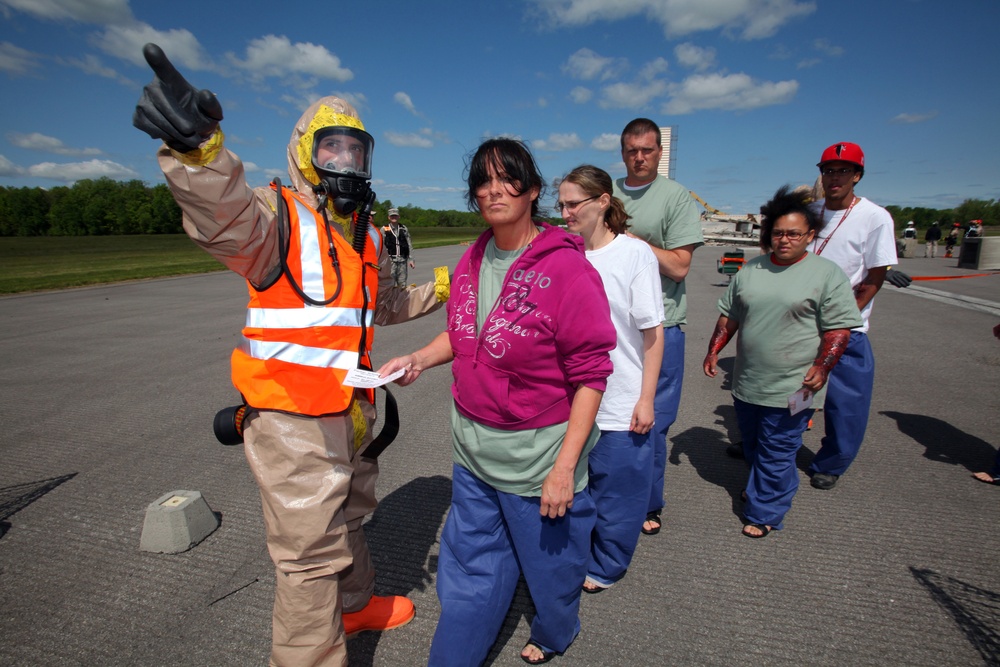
[0,180,496,237]
[0,178,184,236]
[885,199,999,235]
[1,178,993,237]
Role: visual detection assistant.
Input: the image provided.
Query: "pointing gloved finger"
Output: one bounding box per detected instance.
[133,43,222,152]
[143,43,196,102]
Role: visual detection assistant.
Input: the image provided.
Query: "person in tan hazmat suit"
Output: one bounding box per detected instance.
[133,43,449,667]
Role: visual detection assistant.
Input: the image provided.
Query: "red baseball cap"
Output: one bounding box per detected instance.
[817,142,865,168]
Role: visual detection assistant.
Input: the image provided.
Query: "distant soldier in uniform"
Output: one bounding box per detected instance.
[383,207,415,287]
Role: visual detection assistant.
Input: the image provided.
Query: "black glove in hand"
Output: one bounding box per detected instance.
[132,43,223,152]
[885,268,912,288]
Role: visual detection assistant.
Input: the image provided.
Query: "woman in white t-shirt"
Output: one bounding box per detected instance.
[559,165,664,592]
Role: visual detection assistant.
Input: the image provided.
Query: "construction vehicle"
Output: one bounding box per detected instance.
[689,191,758,235]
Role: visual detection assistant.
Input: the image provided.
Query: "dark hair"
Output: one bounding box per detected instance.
[560,165,630,235]
[620,118,661,150]
[465,138,544,217]
[758,185,821,252]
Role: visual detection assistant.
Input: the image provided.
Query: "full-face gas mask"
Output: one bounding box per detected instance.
[312,125,375,215]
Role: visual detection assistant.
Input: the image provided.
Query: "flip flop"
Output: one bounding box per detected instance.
[582,577,609,594]
[641,510,661,535]
[972,472,1000,485]
[521,640,556,664]
[742,523,771,539]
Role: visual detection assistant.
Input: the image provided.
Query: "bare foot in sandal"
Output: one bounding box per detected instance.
[972,472,1000,484]
[521,640,555,664]
[742,523,771,538]
[641,510,661,535]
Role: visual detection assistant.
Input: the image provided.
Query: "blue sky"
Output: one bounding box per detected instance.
[1,0,998,217]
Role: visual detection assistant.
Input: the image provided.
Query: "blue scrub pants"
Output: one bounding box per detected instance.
[587,429,654,586]
[734,398,813,530]
[648,325,684,514]
[808,332,874,477]
[428,464,595,667]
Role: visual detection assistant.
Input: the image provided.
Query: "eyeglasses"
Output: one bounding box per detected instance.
[771,230,808,240]
[555,195,598,212]
[820,167,856,176]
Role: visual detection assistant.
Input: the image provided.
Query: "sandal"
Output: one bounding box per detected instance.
[521,640,556,664]
[742,523,771,539]
[582,577,609,594]
[972,472,1000,485]
[641,510,661,535]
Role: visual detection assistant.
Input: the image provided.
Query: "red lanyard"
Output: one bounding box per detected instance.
[813,197,858,256]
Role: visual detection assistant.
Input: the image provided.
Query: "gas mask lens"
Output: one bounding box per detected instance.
[312,126,373,179]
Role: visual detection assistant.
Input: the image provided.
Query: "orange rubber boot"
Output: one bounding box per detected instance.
[343,595,415,637]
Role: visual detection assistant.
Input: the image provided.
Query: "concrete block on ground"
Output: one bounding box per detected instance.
[139,490,219,554]
[958,237,1000,270]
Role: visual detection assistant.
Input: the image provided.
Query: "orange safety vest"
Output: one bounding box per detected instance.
[231,187,383,416]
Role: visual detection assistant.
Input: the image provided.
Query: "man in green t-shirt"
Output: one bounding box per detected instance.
[612,118,704,537]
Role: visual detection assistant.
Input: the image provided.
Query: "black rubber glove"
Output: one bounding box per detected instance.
[885,268,912,288]
[132,43,223,152]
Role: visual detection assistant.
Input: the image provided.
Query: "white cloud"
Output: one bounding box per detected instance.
[263,167,286,182]
[0,154,25,177]
[94,24,212,70]
[61,53,135,86]
[591,133,621,151]
[242,161,260,173]
[0,41,42,75]
[8,132,103,157]
[674,42,716,71]
[529,0,816,39]
[0,0,133,24]
[664,72,798,114]
[229,35,353,82]
[813,38,844,57]
[394,91,420,116]
[380,182,465,195]
[384,131,433,148]
[796,58,821,69]
[26,159,139,182]
[532,133,583,151]
[279,90,367,115]
[599,79,669,110]
[562,48,626,81]
[891,111,939,124]
[569,86,593,104]
[639,57,669,79]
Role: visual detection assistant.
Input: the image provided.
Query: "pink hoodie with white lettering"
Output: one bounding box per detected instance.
[447,222,616,430]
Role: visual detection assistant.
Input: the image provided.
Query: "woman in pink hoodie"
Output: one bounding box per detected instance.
[380,138,615,666]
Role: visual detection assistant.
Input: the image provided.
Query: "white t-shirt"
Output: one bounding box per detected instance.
[809,197,897,333]
[585,234,664,431]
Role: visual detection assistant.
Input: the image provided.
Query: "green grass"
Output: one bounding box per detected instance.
[0,228,486,294]
[0,235,225,294]
[408,226,485,248]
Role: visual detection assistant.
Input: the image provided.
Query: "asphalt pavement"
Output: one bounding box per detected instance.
[1,242,998,666]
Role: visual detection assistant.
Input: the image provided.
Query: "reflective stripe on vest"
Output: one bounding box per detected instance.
[245,306,374,329]
[238,337,360,370]
[294,197,326,300]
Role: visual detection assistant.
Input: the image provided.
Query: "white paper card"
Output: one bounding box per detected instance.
[343,367,405,388]
[787,388,814,416]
